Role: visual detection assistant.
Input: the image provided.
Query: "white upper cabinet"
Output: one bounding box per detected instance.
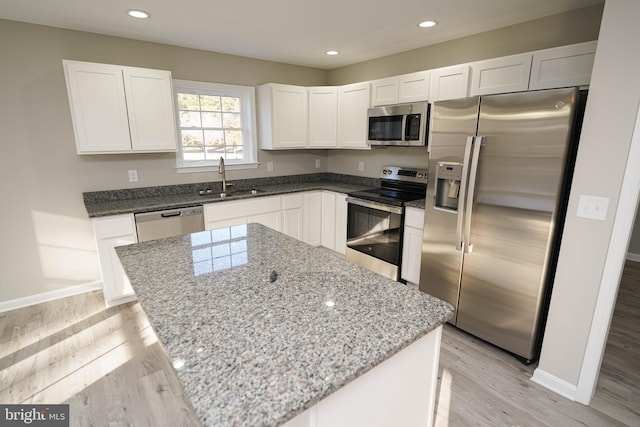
[371,71,430,106]
[308,86,338,148]
[338,82,371,149]
[529,41,597,90]
[258,83,308,149]
[469,53,533,96]
[429,64,470,101]
[122,67,178,152]
[397,71,431,103]
[63,60,177,154]
[371,77,399,106]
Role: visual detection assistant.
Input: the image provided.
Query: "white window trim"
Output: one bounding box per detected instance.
[173,79,258,173]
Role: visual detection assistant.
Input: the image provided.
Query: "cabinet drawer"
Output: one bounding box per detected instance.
[204,196,281,221]
[282,193,304,210]
[405,207,425,229]
[93,214,136,238]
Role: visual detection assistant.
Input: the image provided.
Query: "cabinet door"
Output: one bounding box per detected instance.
[63,60,132,153]
[282,193,305,240]
[338,82,371,149]
[334,193,348,255]
[469,54,532,96]
[371,77,399,106]
[304,192,322,246]
[401,208,424,285]
[259,84,308,149]
[398,71,431,103]
[529,41,597,90]
[92,214,138,307]
[429,65,470,101]
[321,192,337,250]
[308,87,338,148]
[123,67,178,152]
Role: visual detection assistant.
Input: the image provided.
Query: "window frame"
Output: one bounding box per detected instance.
[173,79,259,172]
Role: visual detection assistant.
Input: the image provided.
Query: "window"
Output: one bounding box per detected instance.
[173,79,258,171]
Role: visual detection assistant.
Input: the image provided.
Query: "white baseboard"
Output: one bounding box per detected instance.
[531,368,577,401]
[0,281,102,314]
[626,252,640,262]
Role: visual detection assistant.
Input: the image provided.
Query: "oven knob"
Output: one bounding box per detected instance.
[383,169,388,174]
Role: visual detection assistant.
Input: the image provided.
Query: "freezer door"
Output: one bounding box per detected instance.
[455,88,578,360]
[419,97,480,319]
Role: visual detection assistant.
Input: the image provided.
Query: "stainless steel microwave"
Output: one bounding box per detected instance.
[367,101,429,146]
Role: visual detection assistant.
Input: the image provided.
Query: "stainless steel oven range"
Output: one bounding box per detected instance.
[346,166,428,281]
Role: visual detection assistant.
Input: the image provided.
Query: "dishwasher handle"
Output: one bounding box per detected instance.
[134,206,203,223]
[161,211,182,218]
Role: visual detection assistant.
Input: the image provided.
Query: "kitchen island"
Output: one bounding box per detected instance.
[116,223,453,426]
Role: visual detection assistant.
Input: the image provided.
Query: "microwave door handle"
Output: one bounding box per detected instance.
[464,136,483,253]
[455,136,474,251]
[402,114,408,141]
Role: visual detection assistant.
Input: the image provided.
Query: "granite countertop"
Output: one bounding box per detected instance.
[116,223,453,427]
[83,173,376,217]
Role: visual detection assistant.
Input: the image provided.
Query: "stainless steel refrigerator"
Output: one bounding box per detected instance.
[419,87,583,362]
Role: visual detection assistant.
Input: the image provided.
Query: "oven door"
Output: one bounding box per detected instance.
[345,197,404,281]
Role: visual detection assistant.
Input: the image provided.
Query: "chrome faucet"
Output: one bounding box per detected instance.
[219,157,232,194]
[219,157,227,193]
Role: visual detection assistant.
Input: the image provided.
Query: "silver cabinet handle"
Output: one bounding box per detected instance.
[464,136,483,253]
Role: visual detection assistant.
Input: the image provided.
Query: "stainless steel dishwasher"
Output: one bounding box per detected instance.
[135,206,204,242]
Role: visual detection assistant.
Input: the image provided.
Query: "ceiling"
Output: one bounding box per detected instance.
[0,0,604,69]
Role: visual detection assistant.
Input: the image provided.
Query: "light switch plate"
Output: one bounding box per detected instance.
[128,169,138,183]
[315,159,321,169]
[267,161,274,172]
[358,161,364,172]
[576,195,609,221]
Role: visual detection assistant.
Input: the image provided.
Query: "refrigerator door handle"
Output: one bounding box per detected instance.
[455,136,474,251]
[464,136,483,253]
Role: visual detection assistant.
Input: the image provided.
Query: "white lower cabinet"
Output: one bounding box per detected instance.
[283,326,443,427]
[203,191,346,254]
[282,193,305,240]
[92,214,138,307]
[204,195,282,231]
[304,192,323,246]
[321,191,348,254]
[401,207,425,286]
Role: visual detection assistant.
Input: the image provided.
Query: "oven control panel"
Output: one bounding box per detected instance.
[380,165,429,183]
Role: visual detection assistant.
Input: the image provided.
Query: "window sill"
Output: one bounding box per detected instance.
[176,162,260,174]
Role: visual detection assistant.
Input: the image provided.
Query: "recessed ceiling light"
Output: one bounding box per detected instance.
[127,9,150,19]
[418,20,438,28]
[325,50,339,56]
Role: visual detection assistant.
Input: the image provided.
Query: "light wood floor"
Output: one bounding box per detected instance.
[1,261,638,426]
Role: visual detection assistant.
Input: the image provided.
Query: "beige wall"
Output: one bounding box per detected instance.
[0,19,329,302]
[537,0,640,386]
[628,200,640,257]
[0,3,606,305]
[327,4,604,85]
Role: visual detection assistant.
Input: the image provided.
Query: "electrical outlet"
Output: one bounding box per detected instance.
[576,195,609,221]
[358,161,364,172]
[315,159,321,169]
[128,169,138,183]
[267,161,274,172]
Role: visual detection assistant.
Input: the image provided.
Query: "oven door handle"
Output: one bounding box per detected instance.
[346,197,404,215]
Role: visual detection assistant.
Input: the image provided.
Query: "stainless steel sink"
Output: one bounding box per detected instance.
[198,188,263,198]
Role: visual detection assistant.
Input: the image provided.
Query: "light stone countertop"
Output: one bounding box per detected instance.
[116,223,453,427]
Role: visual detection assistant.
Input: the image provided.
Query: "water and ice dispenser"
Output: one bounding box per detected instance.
[434,162,463,211]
